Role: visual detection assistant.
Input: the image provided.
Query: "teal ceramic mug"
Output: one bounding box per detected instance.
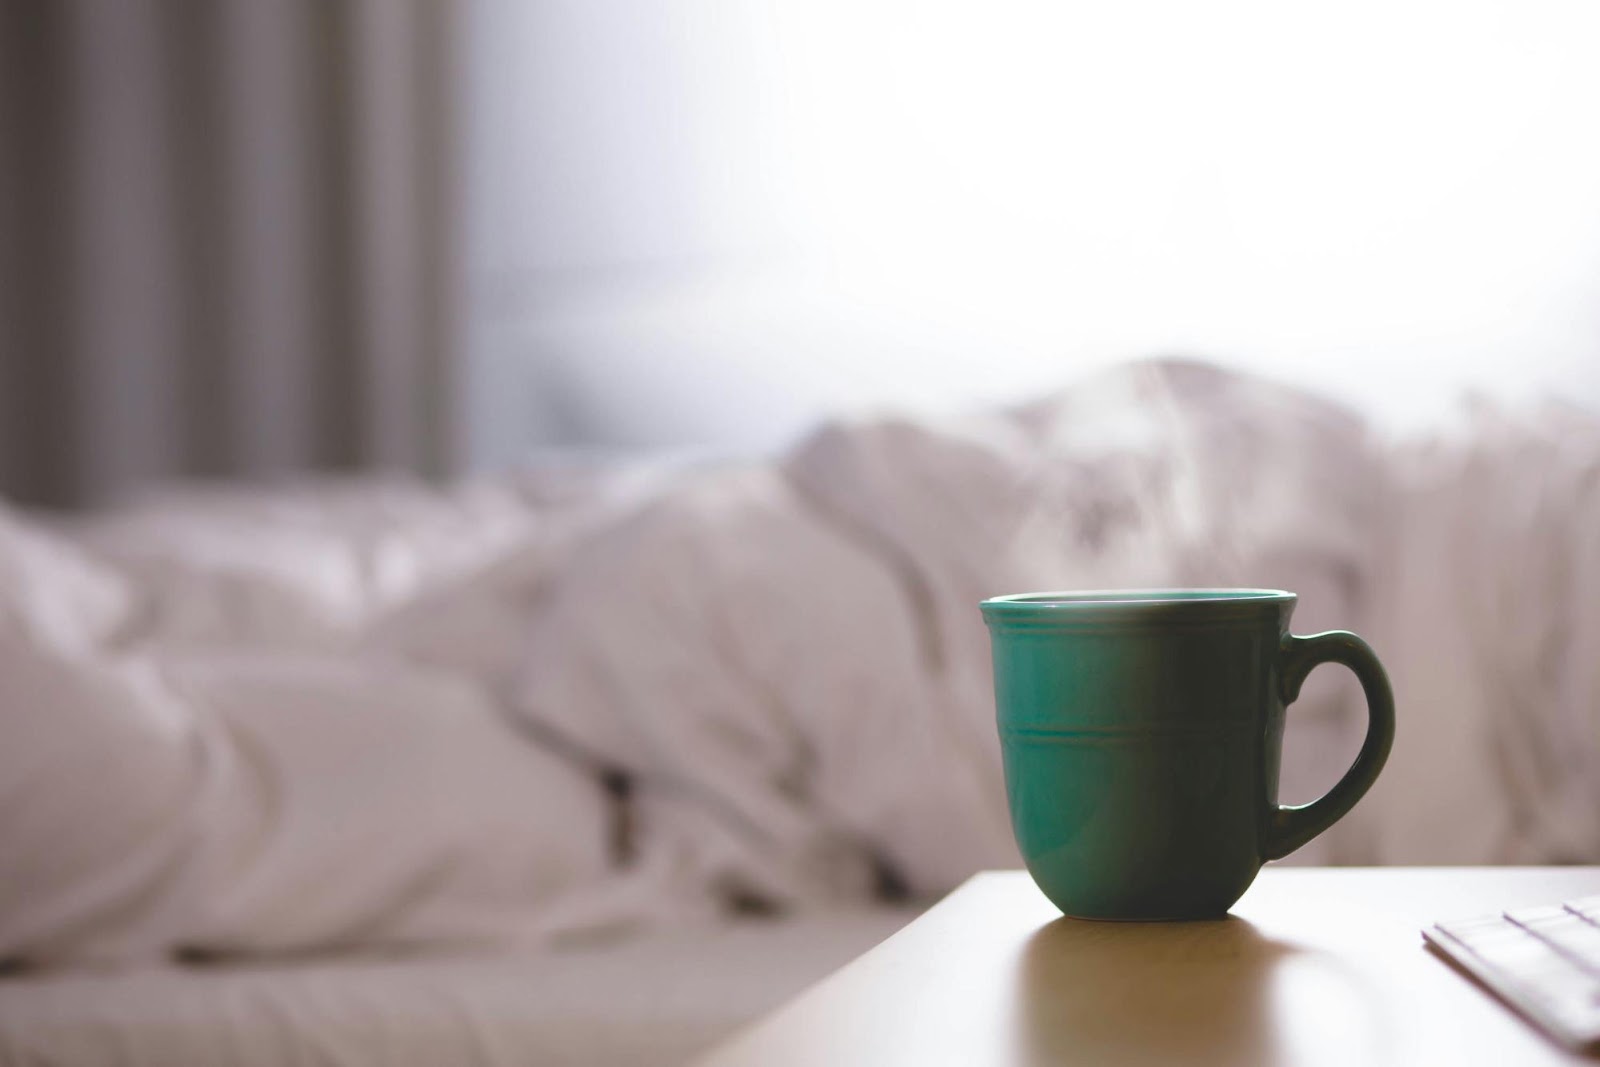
[980,589,1393,920]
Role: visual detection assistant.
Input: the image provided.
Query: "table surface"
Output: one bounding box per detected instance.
[698,867,1600,1066]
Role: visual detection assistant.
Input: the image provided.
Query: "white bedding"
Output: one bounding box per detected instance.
[0,357,1596,978]
[513,359,1383,914]
[0,907,916,1067]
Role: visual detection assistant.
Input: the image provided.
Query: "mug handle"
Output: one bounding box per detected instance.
[1263,630,1395,861]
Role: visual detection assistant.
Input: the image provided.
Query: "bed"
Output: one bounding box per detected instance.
[2,359,1596,1064]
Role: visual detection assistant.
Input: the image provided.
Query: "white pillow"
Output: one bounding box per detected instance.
[0,643,612,965]
[0,506,132,653]
[173,654,612,954]
[74,480,539,651]
[0,644,206,963]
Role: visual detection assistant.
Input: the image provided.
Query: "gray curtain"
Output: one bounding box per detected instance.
[0,0,459,509]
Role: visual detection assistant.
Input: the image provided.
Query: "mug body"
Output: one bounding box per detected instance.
[981,590,1295,920]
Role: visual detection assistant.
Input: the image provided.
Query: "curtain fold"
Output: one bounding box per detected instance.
[0,0,458,509]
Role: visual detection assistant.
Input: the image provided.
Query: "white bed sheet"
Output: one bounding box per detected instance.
[0,907,917,1067]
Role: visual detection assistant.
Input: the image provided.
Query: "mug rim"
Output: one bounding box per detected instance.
[981,588,1295,624]
[984,588,1294,606]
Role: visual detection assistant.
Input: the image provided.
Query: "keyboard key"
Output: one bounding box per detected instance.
[1564,895,1600,925]
[1508,907,1600,980]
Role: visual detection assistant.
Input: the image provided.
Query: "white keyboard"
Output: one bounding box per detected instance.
[1425,895,1600,1050]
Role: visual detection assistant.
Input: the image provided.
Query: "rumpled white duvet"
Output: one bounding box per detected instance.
[1,359,1596,967]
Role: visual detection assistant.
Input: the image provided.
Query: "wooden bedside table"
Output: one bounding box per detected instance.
[698,867,1600,1066]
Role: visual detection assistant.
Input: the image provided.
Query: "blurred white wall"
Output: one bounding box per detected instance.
[462,0,1600,465]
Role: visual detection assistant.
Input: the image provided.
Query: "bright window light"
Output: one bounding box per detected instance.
[467,0,1600,456]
